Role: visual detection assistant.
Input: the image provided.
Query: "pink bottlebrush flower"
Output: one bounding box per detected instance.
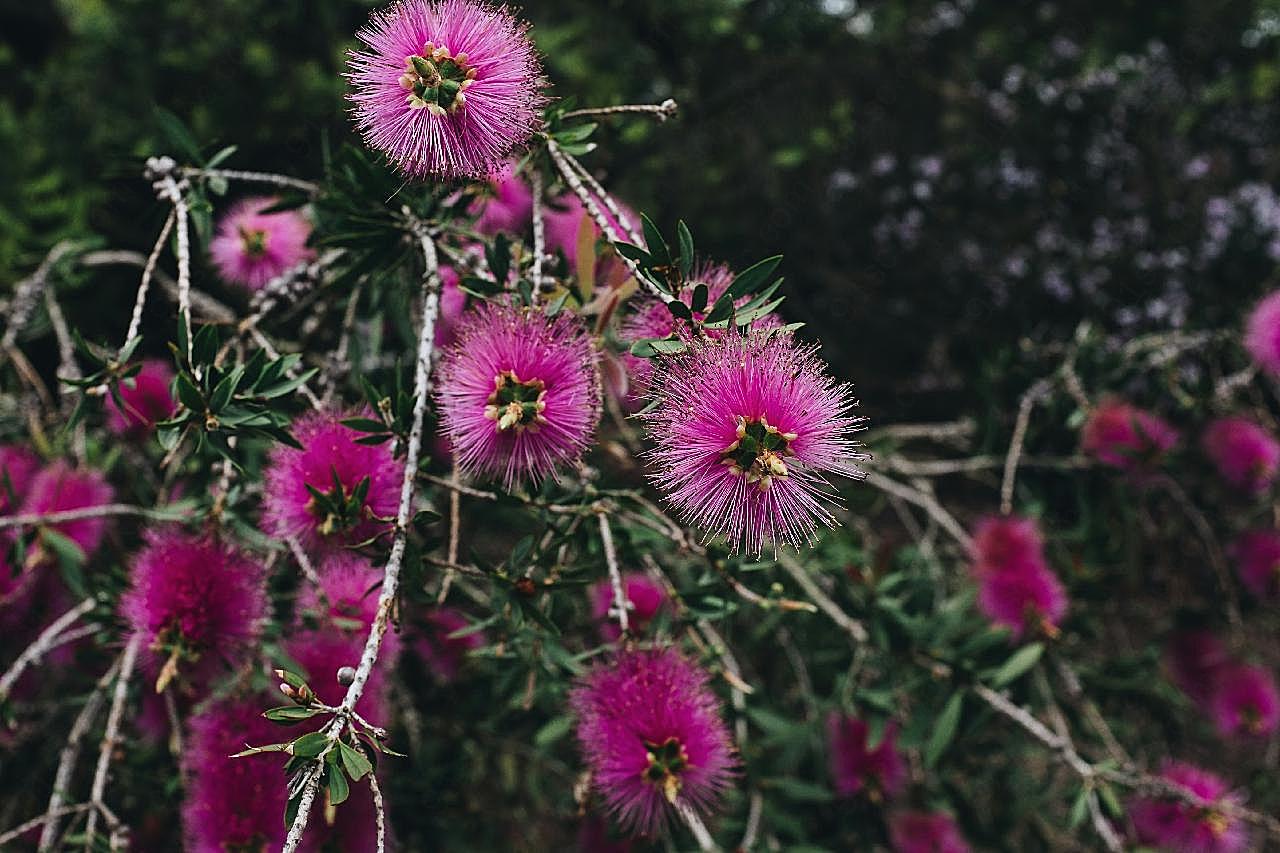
[182,694,287,853]
[1244,290,1280,377]
[347,0,544,179]
[619,263,780,398]
[209,196,313,291]
[825,714,907,801]
[1164,630,1231,706]
[975,558,1068,640]
[0,445,39,514]
[475,167,533,235]
[1129,762,1248,853]
[121,530,268,692]
[969,515,1046,575]
[1229,529,1280,599]
[414,606,485,682]
[571,647,737,836]
[434,264,468,350]
[1202,416,1280,495]
[19,461,115,560]
[1207,663,1280,738]
[262,409,400,552]
[545,194,637,269]
[287,554,398,722]
[589,572,667,641]
[1080,397,1179,471]
[106,359,177,436]
[639,331,865,555]
[435,301,602,490]
[889,811,971,853]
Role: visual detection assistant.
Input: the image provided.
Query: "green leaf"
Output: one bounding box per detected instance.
[174,372,204,412]
[338,741,373,781]
[640,213,669,266]
[677,220,695,277]
[990,643,1044,688]
[666,299,692,320]
[925,692,964,767]
[703,255,783,323]
[326,765,350,806]
[42,528,87,598]
[230,742,291,758]
[154,107,203,163]
[291,732,329,758]
[767,778,834,803]
[263,706,322,724]
[533,715,574,748]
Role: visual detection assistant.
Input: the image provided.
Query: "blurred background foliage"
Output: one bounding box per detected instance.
[7,0,1280,415]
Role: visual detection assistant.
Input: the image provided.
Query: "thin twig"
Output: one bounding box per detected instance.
[121,211,175,356]
[597,511,630,635]
[0,503,190,530]
[776,553,868,642]
[1001,378,1052,515]
[84,635,141,850]
[0,599,97,702]
[178,166,320,195]
[0,805,94,847]
[560,99,678,122]
[863,470,973,551]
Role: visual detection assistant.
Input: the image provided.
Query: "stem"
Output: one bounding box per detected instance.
[121,210,175,358]
[560,99,678,122]
[862,470,973,551]
[776,553,868,642]
[597,511,630,635]
[0,599,97,702]
[281,224,442,853]
[0,503,189,530]
[178,166,320,195]
[83,635,141,850]
[529,168,546,290]
[1000,378,1052,515]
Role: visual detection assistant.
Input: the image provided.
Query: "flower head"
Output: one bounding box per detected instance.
[640,331,864,555]
[435,301,602,489]
[262,409,400,552]
[121,531,268,692]
[589,572,666,641]
[1202,416,1280,495]
[347,0,544,179]
[1129,762,1248,853]
[1164,629,1230,706]
[287,553,398,720]
[475,167,533,235]
[1229,529,1280,599]
[1080,398,1179,471]
[825,714,907,801]
[0,445,39,515]
[414,606,485,682]
[209,196,313,291]
[182,694,287,853]
[19,461,114,560]
[619,263,779,398]
[106,359,176,436]
[571,647,736,836]
[970,515,1045,575]
[1207,664,1279,738]
[888,810,971,853]
[1245,290,1280,377]
[975,557,1068,640]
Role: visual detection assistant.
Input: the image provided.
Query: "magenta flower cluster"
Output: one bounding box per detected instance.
[970,515,1068,640]
[1165,629,1279,738]
[210,196,314,291]
[1129,762,1249,853]
[825,714,907,801]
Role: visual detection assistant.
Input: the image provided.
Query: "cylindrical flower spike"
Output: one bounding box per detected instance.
[1128,762,1249,853]
[209,196,313,291]
[825,714,907,801]
[261,409,401,552]
[640,330,865,556]
[120,530,269,693]
[1080,397,1179,471]
[1201,416,1280,495]
[347,0,545,179]
[435,301,602,490]
[571,647,736,837]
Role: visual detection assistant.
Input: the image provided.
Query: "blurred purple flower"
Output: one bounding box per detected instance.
[209,196,313,291]
[106,358,176,437]
[1080,397,1178,471]
[825,714,907,801]
[888,810,970,853]
[1201,416,1280,495]
[589,572,666,641]
[1229,529,1280,599]
[414,606,484,682]
[1129,762,1248,853]
[1207,663,1279,738]
[20,461,115,561]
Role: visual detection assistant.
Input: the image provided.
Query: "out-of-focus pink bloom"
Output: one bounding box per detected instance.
[589,572,666,641]
[1207,663,1280,738]
[414,606,485,682]
[347,0,545,179]
[19,461,115,561]
[1244,290,1280,377]
[1164,630,1231,706]
[571,647,736,836]
[262,409,400,553]
[1202,416,1280,495]
[475,167,533,235]
[0,445,39,515]
[825,714,907,801]
[120,530,268,692]
[975,557,1069,640]
[889,810,971,853]
[640,331,865,555]
[1080,398,1179,471]
[435,302,602,490]
[182,694,287,853]
[1229,529,1280,599]
[1129,762,1248,853]
[209,196,313,291]
[544,194,637,270]
[577,814,634,852]
[106,359,176,436]
[434,265,468,350]
[970,515,1045,575]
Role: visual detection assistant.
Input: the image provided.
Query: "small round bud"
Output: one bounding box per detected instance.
[513,577,536,597]
[337,666,357,686]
